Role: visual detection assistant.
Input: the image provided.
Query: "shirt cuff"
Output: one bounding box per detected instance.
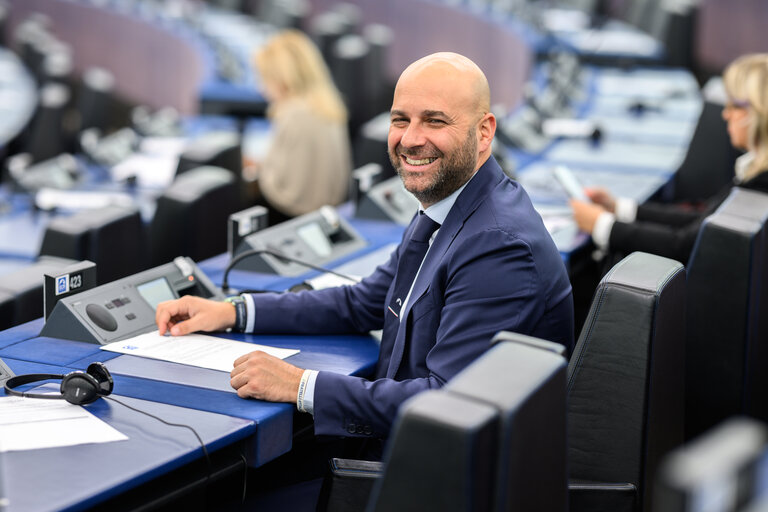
[615,197,638,222]
[243,294,256,333]
[297,369,319,415]
[592,212,616,251]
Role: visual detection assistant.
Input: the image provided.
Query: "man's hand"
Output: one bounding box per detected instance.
[155,295,236,336]
[569,199,606,234]
[230,351,304,403]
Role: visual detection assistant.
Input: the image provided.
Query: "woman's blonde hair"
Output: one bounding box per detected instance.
[254,29,347,123]
[723,53,768,179]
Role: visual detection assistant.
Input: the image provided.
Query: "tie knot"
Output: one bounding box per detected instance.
[411,213,440,243]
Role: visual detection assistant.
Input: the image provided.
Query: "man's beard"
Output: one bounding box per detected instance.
[389,128,478,206]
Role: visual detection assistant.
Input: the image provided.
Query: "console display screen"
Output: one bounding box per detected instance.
[136,277,176,310]
[297,222,332,257]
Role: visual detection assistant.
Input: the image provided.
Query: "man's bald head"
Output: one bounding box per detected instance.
[388,52,497,208]
[397,52,491,119]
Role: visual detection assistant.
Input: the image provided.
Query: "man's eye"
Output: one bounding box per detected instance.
[391,118,408,126]
[427,119,445,125]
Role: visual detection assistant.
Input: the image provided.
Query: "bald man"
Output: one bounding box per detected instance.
[155,53,573,452]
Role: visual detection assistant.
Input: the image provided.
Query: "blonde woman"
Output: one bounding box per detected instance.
[570,53,768,264]
[247,29,351,223]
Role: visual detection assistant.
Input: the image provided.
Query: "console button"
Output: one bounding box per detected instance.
[86,304,118,332]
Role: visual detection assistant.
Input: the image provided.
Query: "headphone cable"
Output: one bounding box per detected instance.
[103,395,212,485]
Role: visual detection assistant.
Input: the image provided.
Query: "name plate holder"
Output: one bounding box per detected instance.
[43,260,97,320]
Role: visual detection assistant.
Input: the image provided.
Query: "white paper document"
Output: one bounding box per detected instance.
[0,396,128,452]
[101,331,300,372]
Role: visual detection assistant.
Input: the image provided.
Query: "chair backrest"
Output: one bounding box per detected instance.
[671,101,738,202]
[25,82,70,163]
[653,417,768,512]
[369,390,498,512]
[370,336,569,512]
[175,132,242,178]
[76,67,114,133]
[149,166,240,266]
[39,205,144,285]
[0,256,77,329]
[686,188,768,439]
[568,251,686,512]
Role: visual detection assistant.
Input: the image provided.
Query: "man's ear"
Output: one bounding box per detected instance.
[477,113,496,153]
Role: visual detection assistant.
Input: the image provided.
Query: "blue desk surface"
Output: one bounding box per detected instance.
[0,321,379,469]
[1,357,254,512]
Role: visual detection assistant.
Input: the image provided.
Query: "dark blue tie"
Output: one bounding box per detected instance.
[377,212,440,377]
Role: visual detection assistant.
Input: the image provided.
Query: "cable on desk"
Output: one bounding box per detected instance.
[103,396,212,485]
[239,451,248,503]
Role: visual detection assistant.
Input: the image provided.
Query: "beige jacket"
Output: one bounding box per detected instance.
[259,98,352,217]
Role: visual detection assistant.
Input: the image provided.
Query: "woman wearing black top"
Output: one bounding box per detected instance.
[570,53,768,264]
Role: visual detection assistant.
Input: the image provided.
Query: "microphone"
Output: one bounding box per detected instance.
[222,248,358,293]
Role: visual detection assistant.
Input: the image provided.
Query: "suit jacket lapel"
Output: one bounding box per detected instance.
[385,157,505,379]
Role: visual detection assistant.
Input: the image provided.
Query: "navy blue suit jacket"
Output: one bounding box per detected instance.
[248,156,574,439]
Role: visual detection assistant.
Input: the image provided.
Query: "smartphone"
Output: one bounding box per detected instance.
[552,165,589,201]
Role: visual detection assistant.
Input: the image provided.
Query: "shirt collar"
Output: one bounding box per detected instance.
[735,151,755,183]
[420,169,479,225]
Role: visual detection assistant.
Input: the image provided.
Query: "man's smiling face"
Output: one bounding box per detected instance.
[387,58,488,208]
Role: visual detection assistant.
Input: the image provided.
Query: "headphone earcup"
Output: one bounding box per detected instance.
[60,372,100,405]
[86,362,114,396]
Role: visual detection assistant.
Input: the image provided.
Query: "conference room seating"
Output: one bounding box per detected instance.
[38,204,145,285]
[670,100,739,202]
[149,166,242,267]
[257,0,310,30]
[685,187,768,440]
[653,417,768,511]
[310,10,353,70]
[175,132,243,178]
[0,255,77,330]
[75,67,115,135]
[353,112,392,175]
[24,82,70,163]
[320,332,569,512]
[13,13,53,83]
[361,24,394,117]
[568,251,686,512]
[331,34,370,134]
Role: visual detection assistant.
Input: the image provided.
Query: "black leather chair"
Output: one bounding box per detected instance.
[25,83,70,163]
[0,256,77,329]
[331,34,370,134]
[175,132,242,178]
[653,417,768,512]
[568,251,686,512]
[76,67,115,134]
[671,101,739,202]
[685,187,768,439]
[149,166,241,266]
[39,205,144,285]
[321,334,569,512]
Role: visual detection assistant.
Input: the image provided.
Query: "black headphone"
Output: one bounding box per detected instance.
[4,362,114,405]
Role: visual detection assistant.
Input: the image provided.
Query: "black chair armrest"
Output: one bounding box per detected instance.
[317,458,384,512]
[568,481,638,512]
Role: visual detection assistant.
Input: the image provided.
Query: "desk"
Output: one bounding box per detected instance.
[0,317,378,470]
[509,66,702,261]
[1,356,254,512]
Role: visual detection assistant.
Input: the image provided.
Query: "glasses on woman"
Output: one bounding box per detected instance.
[724,98,750,112]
